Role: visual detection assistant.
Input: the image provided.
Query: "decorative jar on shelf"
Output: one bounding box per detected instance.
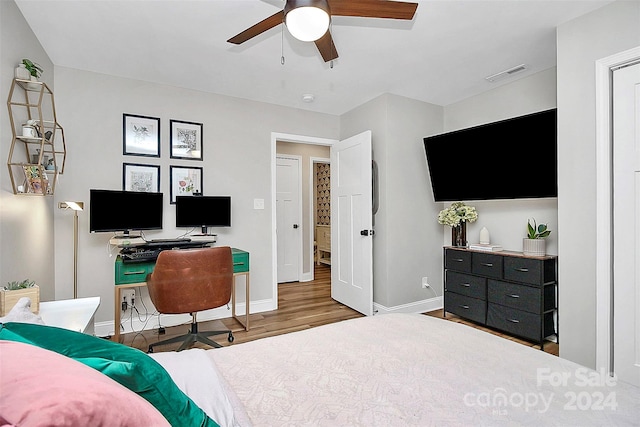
[15,64,30,80]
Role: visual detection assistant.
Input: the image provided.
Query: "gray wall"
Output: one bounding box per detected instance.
[50,67,340,332]
[443,68,559,256]
[556,0,640,368]
[1,0,55,301]
[341,94,445,311]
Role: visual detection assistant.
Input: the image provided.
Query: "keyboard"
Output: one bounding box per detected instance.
[149,238,191,243]
[121,249,161,263]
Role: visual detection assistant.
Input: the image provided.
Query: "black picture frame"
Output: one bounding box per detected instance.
[123,114,160,157]
[169,165,203,204]
[123,163,160,192]
[170,119,203,160]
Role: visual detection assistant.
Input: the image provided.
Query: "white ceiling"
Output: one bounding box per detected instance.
[15,0,612,116]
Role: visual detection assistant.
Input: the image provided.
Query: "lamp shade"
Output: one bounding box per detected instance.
[284,0,330,42]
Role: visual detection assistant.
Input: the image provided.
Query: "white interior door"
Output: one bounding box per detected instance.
[276,156,301,283]
[613,61,640,387]
[330,131,373,315]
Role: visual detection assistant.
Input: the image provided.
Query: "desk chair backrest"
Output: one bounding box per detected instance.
[146,246,233,315]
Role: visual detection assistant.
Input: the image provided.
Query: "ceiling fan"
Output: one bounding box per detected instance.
[227,0,419,62]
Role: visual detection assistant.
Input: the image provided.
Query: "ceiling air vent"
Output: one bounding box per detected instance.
[485,64,527,83]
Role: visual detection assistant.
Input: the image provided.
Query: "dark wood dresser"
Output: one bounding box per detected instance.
[443,247,557,349]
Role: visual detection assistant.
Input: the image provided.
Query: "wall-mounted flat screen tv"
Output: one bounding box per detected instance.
[175,195,231,234]
[423,108,557,202]
[90,189,163,235]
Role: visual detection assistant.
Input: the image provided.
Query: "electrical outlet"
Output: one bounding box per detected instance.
[422,277,430,288]
[122,290,135,307]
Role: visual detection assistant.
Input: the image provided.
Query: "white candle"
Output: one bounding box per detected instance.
[480,227,490,244]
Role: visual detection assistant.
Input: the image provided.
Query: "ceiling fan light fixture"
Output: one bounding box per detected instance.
[285,0,330,42]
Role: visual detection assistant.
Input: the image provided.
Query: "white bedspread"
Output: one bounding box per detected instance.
[205,313,640,426]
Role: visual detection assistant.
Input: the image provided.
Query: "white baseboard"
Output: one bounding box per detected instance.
[95,298,275,338]
[373,296,443,315]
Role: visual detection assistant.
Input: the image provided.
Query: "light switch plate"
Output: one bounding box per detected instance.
[254,198,265,210]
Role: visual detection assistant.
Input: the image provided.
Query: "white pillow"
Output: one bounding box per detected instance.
[0,297,44,325]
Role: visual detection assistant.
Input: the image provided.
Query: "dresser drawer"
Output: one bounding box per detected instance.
[445,249,471,273]
[487,304,540,341]
[446,271,486,299]
[472,253,503,279]
[232,248,250,273]
[445,292,486,324]
[488,280,540,314]
[504,257,545,285]
[115,259,155,285]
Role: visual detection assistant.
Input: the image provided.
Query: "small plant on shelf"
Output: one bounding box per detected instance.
[3,279,36,291]
[22,59,43,79]
[526,218,551,239]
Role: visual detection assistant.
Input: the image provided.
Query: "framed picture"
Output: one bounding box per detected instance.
[123,114,160,157]
[170,119,203,160]
[169,165,203,203]
[123,163,160,192]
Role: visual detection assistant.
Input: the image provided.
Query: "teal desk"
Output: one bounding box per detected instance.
[113,248,250,342]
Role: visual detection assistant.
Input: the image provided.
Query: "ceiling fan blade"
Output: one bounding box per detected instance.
[227,10,285,44]
[329,0,418,20]
[315,31,339,62]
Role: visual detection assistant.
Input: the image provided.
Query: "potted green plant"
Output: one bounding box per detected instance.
[22,58,43,79]
[523,218,551,256]
[1,279,40,316]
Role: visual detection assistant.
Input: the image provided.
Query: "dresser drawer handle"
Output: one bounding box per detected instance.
[459,305,470,310]
[515,268,529,272]
[453,258,464,262]
[507,294,520,299]
[124,270,145,275]
[481,263,494,267]
[459,283,471,287]
[508,318,520,323]
[233,262,245,266]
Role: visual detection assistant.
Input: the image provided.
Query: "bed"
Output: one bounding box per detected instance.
[2,310,639,426]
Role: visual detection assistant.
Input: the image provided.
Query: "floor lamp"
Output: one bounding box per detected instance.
[58,201,84,299]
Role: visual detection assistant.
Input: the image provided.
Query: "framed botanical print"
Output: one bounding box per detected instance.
[169,165,203,203]
[170,119,203,160]
[123,163,160,192]
[123,114,160,157]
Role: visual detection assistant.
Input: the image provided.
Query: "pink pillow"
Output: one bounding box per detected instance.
[0,340,170,426]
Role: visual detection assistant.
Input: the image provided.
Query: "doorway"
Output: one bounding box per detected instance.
[272,133,337,302]
[595,47,640,386]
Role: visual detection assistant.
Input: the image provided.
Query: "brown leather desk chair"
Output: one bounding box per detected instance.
[146,246,235,353]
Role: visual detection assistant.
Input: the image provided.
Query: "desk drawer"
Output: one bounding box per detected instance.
[232,249,249,273]
[115,259,154,285]
[445,292,486,324]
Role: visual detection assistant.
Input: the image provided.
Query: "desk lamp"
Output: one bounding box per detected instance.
[58,201,84,298]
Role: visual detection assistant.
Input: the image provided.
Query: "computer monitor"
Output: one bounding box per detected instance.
[175,195,231,234]
[90,189,163,236]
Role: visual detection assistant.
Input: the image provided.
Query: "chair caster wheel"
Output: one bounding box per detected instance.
[148,346,154,353]
[228,333,234,343]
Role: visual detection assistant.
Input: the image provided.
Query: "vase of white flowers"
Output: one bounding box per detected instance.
[438,202,478,247]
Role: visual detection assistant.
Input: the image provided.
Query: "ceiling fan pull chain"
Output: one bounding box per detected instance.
[281,24,285,65]
[329,22,334,69]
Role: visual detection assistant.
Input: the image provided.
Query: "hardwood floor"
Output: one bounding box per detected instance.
[120,264,558,357]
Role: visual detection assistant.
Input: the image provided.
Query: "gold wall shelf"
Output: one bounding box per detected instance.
[6,78,66,195]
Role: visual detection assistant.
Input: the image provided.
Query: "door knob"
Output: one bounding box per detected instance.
[293,224,299,229]
[360,229,375,236]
